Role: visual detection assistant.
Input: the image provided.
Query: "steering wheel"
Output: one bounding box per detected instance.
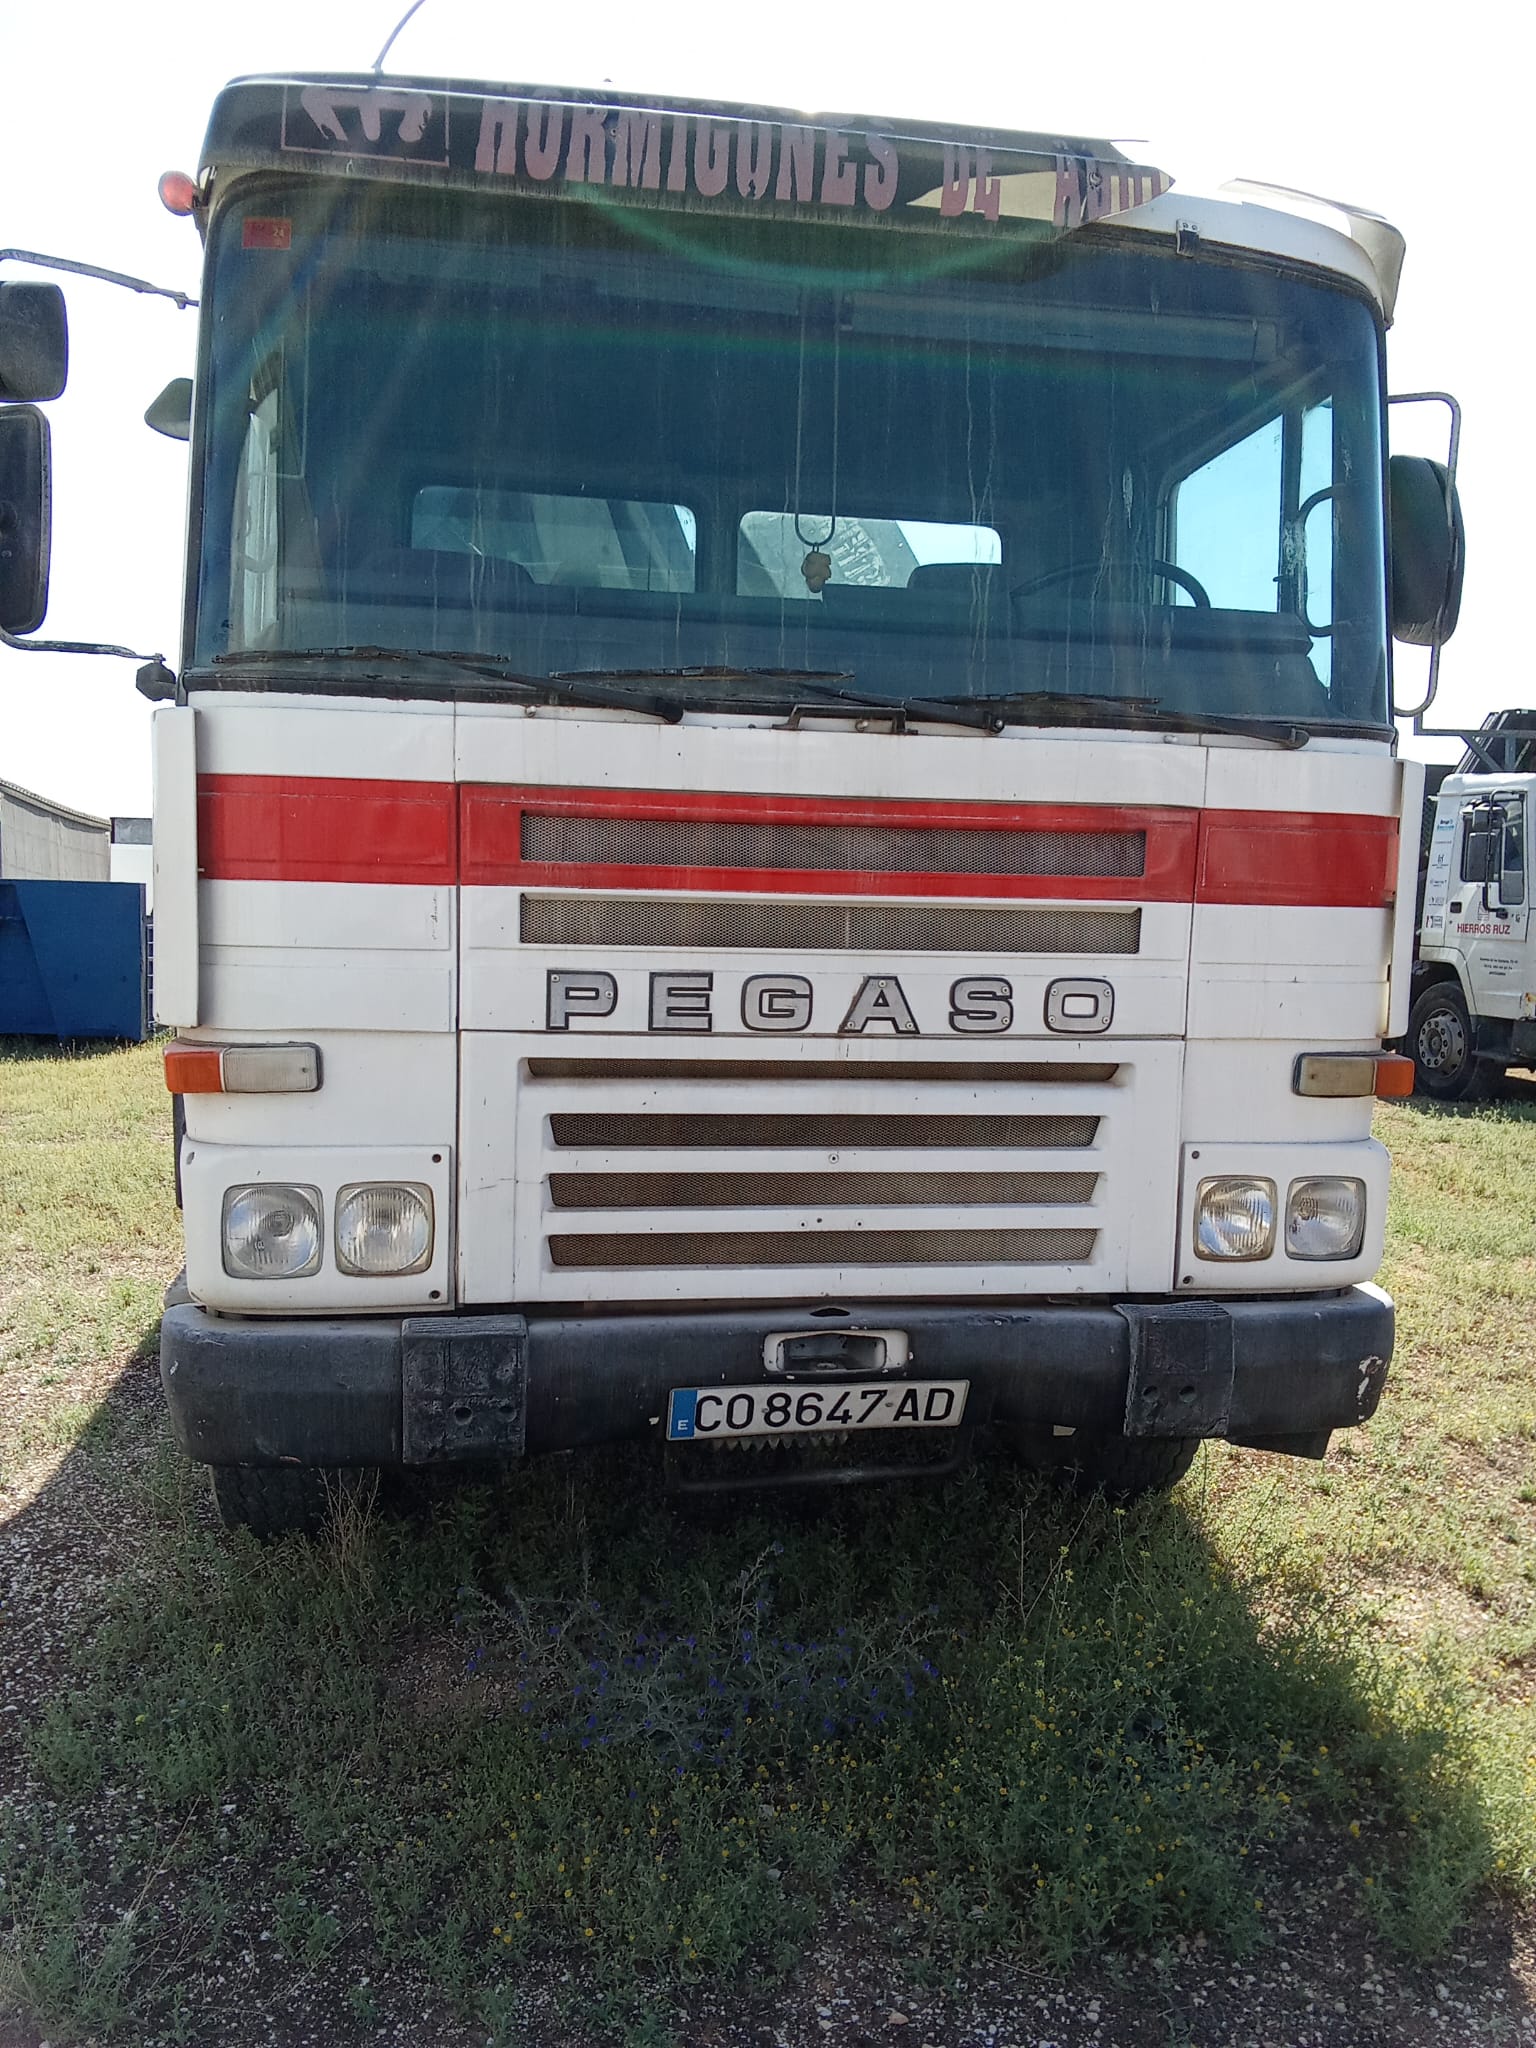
[1011,559,1212,608]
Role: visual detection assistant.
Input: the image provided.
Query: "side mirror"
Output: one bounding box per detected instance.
[1389,453,1464,647]
[0,405,52,633]
[0,282,69,401]
[145,376,192,441]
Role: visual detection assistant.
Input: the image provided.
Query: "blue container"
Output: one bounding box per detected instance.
[0,880,148,1040]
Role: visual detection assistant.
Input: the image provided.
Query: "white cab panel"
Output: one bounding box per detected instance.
[198,881,456,1032]
[180,1031,456,1148]
[1180,1040,1378,1146]
[1188,906,1393,1040]
[194,692,455,781]
[452,706,1211,810]
[1201,742,1398,817]
[152,706,199,1027]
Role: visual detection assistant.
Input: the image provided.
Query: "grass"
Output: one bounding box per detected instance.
[1,1042,1534,2044]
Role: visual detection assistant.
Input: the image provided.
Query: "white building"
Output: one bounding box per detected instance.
[0,777,111,883]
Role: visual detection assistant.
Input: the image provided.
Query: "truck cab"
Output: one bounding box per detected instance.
[1411,712,1536,1099]
[1,75,1469,1535]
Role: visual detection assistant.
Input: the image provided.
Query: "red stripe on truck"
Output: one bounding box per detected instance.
[1196,810,1398,909]
[193,776,1398,908]
[197,775,457,885]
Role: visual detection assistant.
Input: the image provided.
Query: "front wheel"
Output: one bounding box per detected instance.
[1408,982,1490,1102]
[1007,1429,1198,1500]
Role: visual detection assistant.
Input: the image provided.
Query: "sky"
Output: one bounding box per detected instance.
[2,0,1527,818]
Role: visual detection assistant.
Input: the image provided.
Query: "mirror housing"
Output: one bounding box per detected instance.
[1389,453,1464,647]
[0,282,69,401]
[145,376,192,441]
[0,405,52,633]
[1459,805,1493,884]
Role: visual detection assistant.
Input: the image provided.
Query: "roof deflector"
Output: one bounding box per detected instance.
[1218,178,1406,320]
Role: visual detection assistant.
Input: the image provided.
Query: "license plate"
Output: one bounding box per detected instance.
[666,1380,969,1441]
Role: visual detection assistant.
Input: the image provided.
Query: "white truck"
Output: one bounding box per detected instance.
[1409,712,1535,1099]
[1,73,1466,1534]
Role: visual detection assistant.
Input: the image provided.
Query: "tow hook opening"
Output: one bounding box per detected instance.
[763,1329,909,1376]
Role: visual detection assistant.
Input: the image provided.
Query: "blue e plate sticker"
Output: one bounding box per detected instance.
[667,1389,699,1440]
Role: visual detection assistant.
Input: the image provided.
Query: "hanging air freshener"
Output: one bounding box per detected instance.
[796,514,836,593]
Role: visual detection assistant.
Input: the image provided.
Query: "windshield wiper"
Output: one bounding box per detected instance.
[205,647,688,722]
[552,664,857,686]
[556,666,1003,733]
[920,690,1309,750]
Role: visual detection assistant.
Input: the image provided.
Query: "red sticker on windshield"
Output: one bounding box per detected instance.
[242,218,292,250]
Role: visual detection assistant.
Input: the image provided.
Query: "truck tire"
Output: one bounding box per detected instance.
[208,1464,377,1539]
[1008,1429,1199,1499]
[1408,982,1490,1102]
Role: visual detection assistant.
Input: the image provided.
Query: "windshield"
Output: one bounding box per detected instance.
[194,180,1389,728]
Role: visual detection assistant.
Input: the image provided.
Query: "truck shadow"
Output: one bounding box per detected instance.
[1396,1068,1536,1118]
[4,1384,1532,2044]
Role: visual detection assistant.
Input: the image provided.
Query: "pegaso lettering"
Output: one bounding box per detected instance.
[546,970,1113,1035]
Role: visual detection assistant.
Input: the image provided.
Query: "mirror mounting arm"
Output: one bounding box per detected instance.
[0,248,196,311]
[0,617,171,668]
[1388,391,1462,727]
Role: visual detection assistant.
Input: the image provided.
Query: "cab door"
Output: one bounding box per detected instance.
[1451,793,1529,1018]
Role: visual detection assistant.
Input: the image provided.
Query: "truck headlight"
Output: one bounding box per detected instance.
[222,1184,322,1278]
[335,1182,434,1276]
[1194,1176,1276,1260]
[1285,1177,1366,1260]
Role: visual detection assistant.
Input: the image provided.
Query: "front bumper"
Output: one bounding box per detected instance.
[159,1286,1393,1469]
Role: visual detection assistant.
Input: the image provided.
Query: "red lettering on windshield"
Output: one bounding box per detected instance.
[566,105,608,184]
[940,145,969,216]
[775,125,817,202]
[524,105,565,181]
[820,131,857,206]
[695,122,731,198]
[611,108,663,190]
[665,116,690,192]
[736,121,772,200]
[863,134,898,211]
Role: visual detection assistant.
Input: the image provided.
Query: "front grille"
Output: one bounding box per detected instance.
[521,895,1141,954]
[549,1169,1099,1209]
[547,1226,1098,1269]
[528,1058,1120,1084]
[515,1042,1124,1298]
[522,812,1145,878]
[549,1111,1099,1150]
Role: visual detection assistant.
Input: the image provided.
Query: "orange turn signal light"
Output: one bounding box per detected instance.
[1294,1051,1416,1099]
[1373,1054,1416,1099]
[164,1042,224,1094]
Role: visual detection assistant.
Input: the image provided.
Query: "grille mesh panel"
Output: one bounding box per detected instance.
[521,896,1141,954]
[527,1058,1119,1084]
[522,813,1145,879]
[549,1111,1098,1150]
[549,1169,1099,1209]
[548,1226,1098,1269]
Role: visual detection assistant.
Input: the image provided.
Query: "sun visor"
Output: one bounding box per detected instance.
[1218,178,1406,320]
[200,77,1172,246]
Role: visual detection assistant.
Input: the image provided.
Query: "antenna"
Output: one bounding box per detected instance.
[372,0,431,76]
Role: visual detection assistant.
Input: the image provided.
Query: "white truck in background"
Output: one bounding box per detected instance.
[1409,711,1536,1100]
